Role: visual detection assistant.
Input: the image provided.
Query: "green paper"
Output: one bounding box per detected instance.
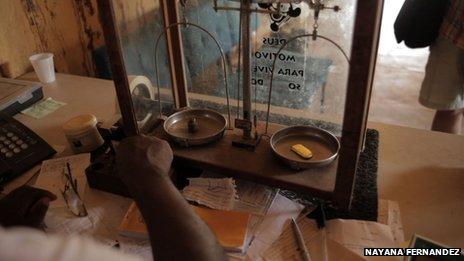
[21,97,66,119]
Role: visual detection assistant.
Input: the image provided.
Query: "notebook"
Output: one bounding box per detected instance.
[118,202,250,252]
[192,205,250,252]
[118,202,147,239]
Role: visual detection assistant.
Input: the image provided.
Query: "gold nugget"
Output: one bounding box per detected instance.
[291,144,313,159]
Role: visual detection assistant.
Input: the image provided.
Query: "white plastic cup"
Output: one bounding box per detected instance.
[29,53,56,83]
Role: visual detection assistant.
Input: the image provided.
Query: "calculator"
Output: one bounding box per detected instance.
[0,115,56,186]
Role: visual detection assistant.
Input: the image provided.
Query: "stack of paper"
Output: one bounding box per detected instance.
[243,194,305,260]
[232,179,279,254]
[194,172,278,215]
[182,177,238,210]
[183,174,305,259]
[33,154,104,235]
[118,175,305,259]
[35,153,91,200]
[264,218,400,261]
[234,179,277,215]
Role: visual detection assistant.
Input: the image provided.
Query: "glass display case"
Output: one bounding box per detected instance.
[97,0,384,209]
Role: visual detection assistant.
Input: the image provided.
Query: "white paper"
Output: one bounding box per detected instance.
[44,207,104,235]
[99,236,152,261]
[230,180,278,254]
[33,153,145,259]
[378,199,405,244]
[326,219,398,258]
[263,217,321,260]
[34,153,92,232]
[117,236,153,261]
[38,153,90,175]
[35,153,90,205]
[182,177,237,210]
[245,193,305,260]
[264,218,400,261]
[197,172,277,215]
[234,179,277,215]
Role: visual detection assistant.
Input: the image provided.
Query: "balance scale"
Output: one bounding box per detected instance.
[97,0,384,209]
[152,0,345,196]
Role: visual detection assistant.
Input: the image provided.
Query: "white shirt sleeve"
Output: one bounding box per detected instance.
[0,227,143,261]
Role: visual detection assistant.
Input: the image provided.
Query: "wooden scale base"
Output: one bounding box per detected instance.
[153,121,338,200]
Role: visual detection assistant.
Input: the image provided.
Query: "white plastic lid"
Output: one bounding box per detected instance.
[62,114,98,135]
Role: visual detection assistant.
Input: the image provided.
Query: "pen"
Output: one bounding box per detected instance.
[321,227,328,261]
[291,218,311,261]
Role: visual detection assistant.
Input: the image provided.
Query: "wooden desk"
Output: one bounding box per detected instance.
[369,122,464,248]
[4,73,118,193]
[5,73,464,249]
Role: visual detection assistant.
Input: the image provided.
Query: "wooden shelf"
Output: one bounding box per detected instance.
[154,122,337,199]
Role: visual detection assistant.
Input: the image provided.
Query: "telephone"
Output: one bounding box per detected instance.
[0,115,56,186]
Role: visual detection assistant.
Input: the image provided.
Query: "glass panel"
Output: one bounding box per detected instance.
[177,0,356,136]
[179,0,240,109]
[260,0,356,135]
[111,0,174,131]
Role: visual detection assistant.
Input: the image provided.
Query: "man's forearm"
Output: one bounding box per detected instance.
[131,176,226,261]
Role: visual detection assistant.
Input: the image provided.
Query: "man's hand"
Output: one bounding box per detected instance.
[115,135,173,194]
[0,186,56,228]
[115,135,225,260]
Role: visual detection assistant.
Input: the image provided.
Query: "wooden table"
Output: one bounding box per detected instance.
[5,73,464,249]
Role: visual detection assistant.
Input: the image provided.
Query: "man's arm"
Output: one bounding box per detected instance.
[116,135,226,261]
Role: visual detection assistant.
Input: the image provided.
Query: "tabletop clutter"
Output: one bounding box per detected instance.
[32,149,407,261]
[13,102,407,260]
[13,89,409,260]
[0,68,460,260]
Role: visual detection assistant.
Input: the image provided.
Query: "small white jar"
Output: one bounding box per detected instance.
[62,114,104,153]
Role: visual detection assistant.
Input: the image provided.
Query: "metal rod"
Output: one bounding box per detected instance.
[154,22,233,129]
[214,6,277,14]
[320,82,326,113]
[241,0,252,138]
[264,34,350,134]
[154,38,164,117]
[236,5,243,120]
[252,11,260,138]
[253,11,259,123]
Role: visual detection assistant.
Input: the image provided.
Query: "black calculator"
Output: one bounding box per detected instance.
[0,115,56,186]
